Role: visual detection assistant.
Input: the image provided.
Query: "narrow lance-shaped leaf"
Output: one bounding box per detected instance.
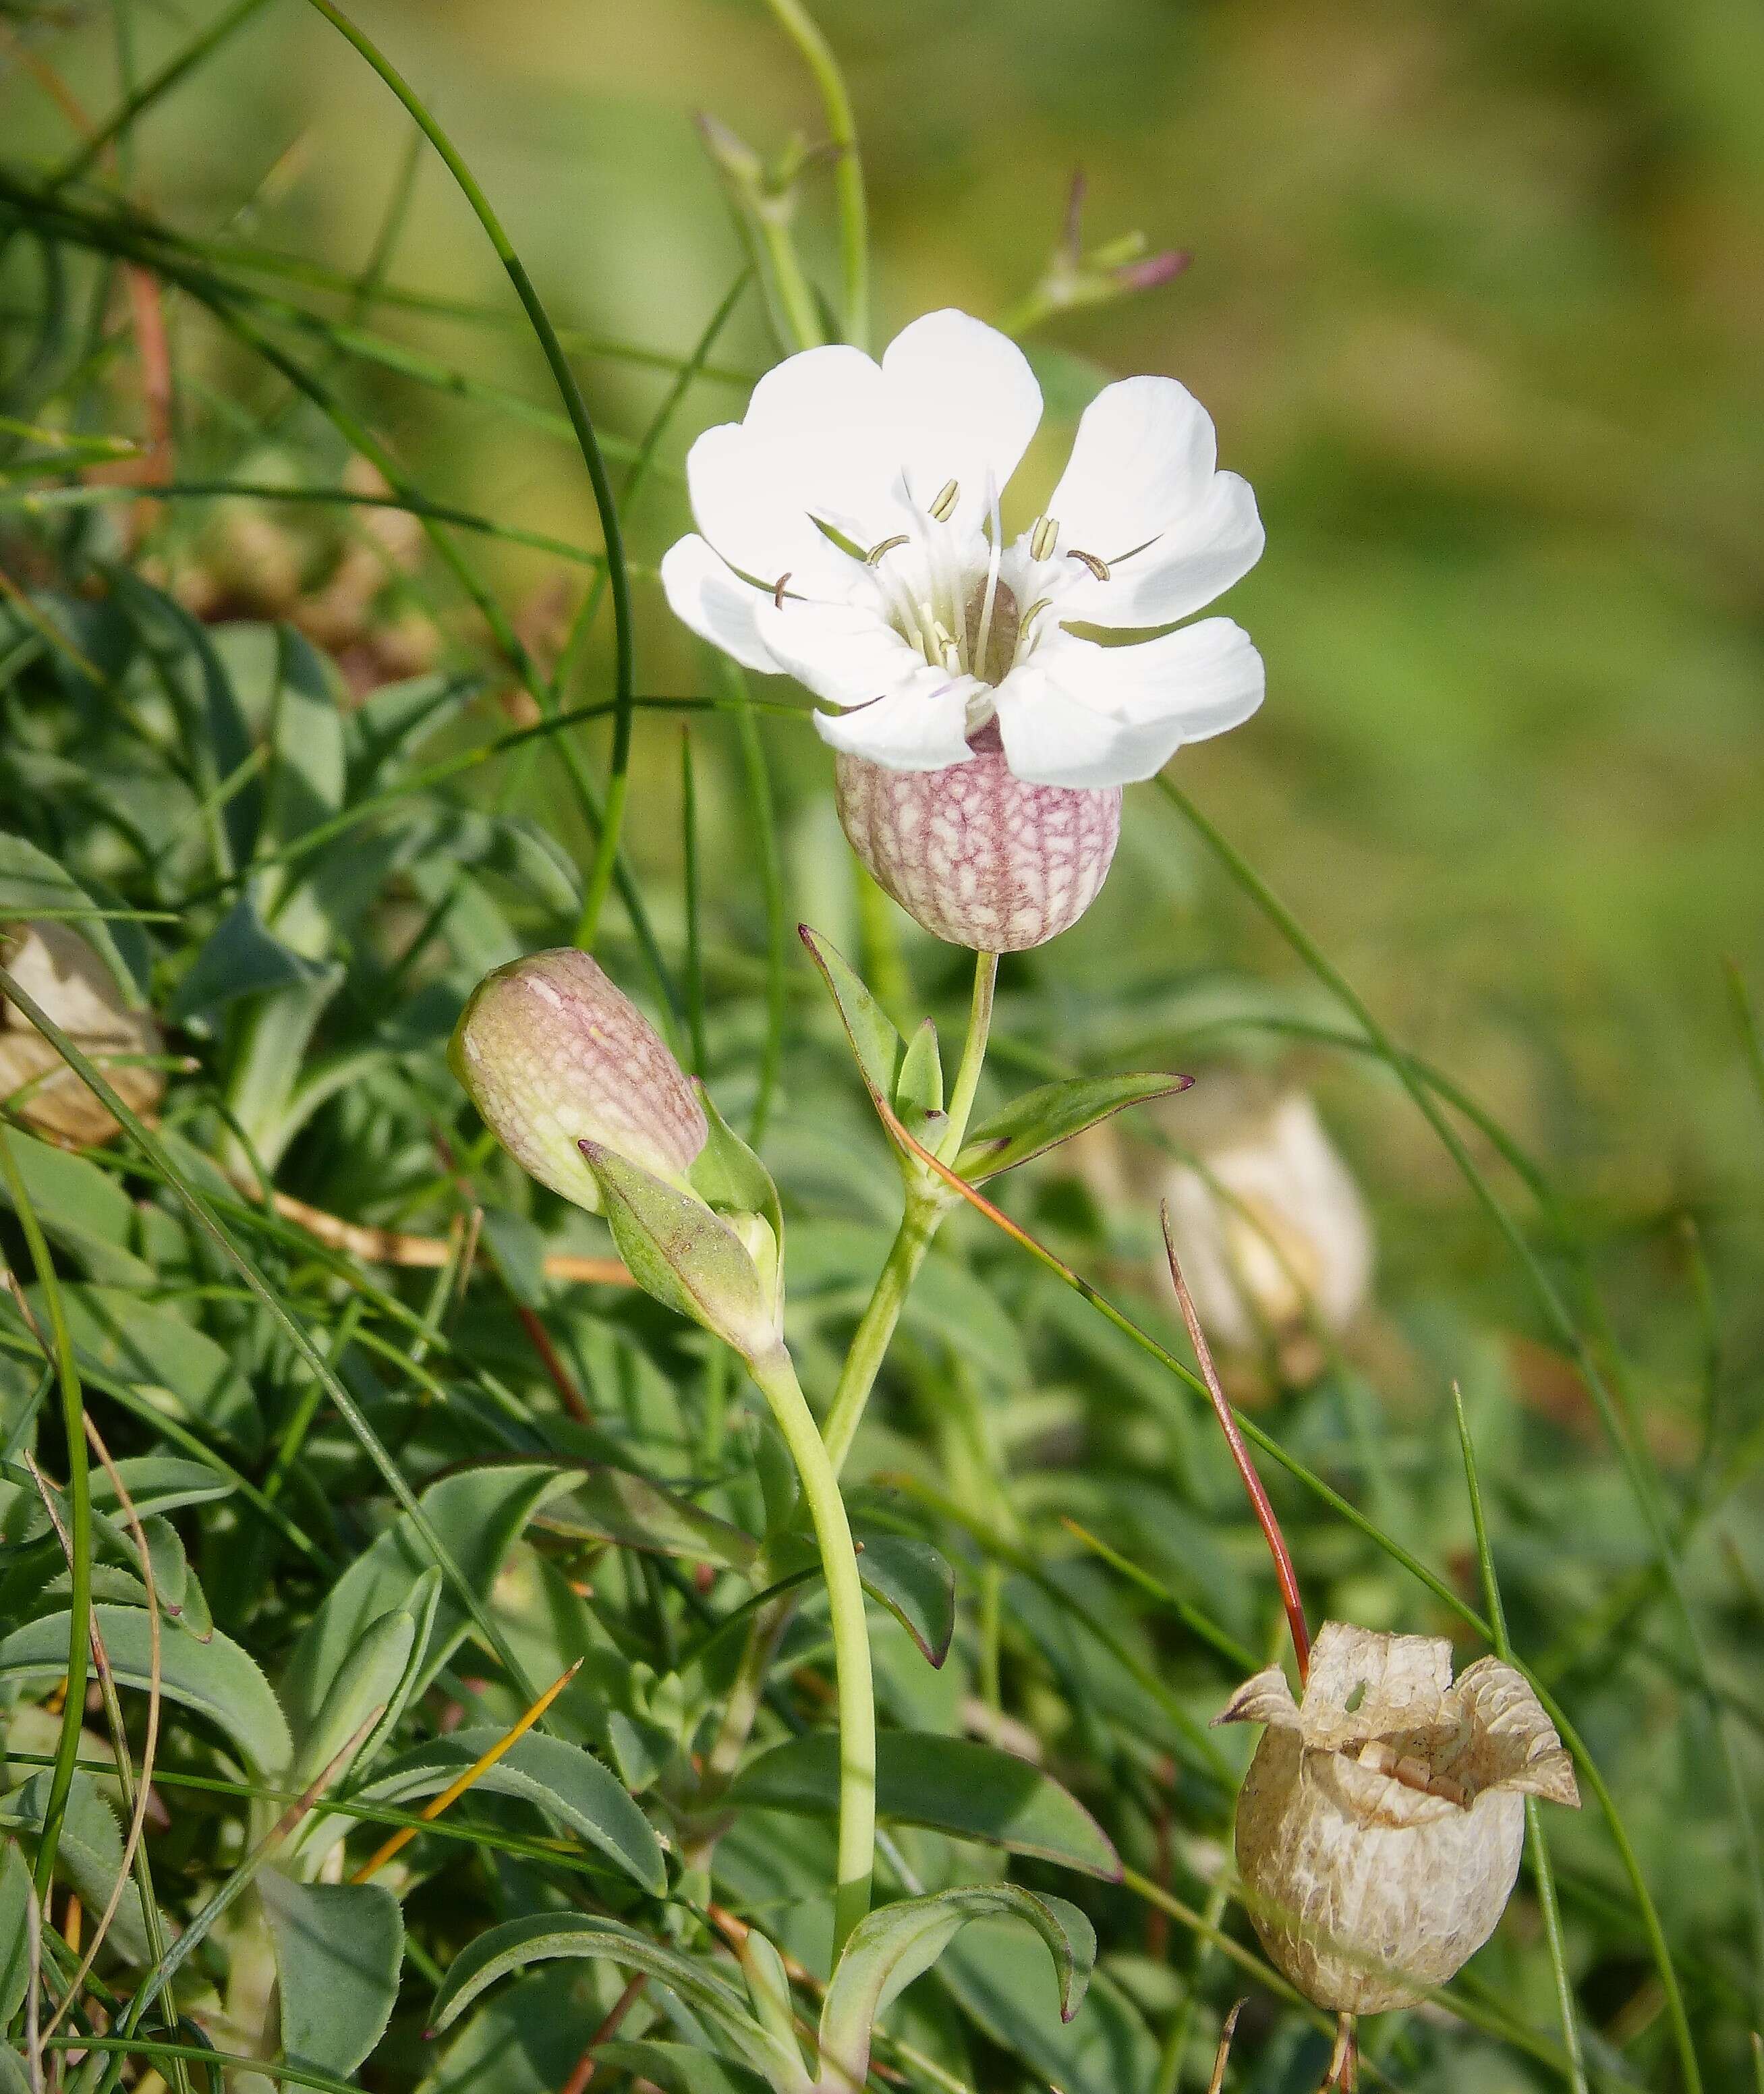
[955,1073,1193,1183]
[820,1884,1094,2093]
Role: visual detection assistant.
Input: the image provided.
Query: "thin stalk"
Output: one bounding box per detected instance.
[0,1127,91,1903]
[727,665,788,1143]
[1454,1388,1587,2094]
[295,0,636,951]
[938,951,998,1160]
[747,1341,874,1956]
[762,0,869,347]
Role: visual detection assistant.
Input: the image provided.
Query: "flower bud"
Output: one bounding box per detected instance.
[834,723,1120,953]
[1218,1621,1578,2013]
[1159,1083,1372,1373]
[451,949,706,1211]
[0,922,164,1145]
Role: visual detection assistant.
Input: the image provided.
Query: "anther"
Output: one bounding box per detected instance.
[772,573,792,609]
[1067,548,1110,582]
[865,534,910,566]
[1029,514,1059,562]
[928,478,960,523]
[1019,596,1053,630]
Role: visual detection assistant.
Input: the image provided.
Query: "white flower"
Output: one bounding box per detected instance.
[661,310,1265,790]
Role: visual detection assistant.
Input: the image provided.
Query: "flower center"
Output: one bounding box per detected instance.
[963,577,1019,686]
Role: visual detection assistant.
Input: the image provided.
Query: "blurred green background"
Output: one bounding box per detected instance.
[6,0,1764,1275]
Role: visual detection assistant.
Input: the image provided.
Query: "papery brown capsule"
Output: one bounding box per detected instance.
[451,948,706,1212]
[0,922,164,1145]
[834,722,1120,953]
[1218,1620,1578,2014]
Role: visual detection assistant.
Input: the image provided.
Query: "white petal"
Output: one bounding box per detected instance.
[1057,471,1264,627]
[753,595,932,710]
[659,535,777,673]
[741,343,909,547]
[684,422,852,596]
[881,310,1042,528]
[1045,375,1217,559]
[1024,617,1264,784]
[814,671,981,771]
[992,662,1178,788]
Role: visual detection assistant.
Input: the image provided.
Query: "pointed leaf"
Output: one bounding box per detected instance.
[0,1129,153,1284]
[798,926,904,1108]
[261,1870,403,2078]
[895,1019,944,1122]
[855,1535,956,1668]
[168,896,338,1034]
[584,1143,773,1359]
[427,1914,806,2091]
[537,1468,760,1575]
[955,1073,1193,1183]
[0,1840,33,2020]
[1,1771,152,1962]
[727,1732,1119,1879]
[820,1885,1093,2091]
[34,1284,259,1451]
[0,1604,290,1774]
[92,1456,235,1521]
[281,1463,576,1746]
[689,1084,783,1244]
[291,1602,418,1786]
[357,1727,665,1895]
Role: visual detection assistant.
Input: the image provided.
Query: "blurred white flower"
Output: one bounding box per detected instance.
[0,922,163,1146]
[1163,1088,1374,1355]
[662,309,1264,790]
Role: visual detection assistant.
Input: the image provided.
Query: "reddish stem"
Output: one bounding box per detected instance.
[1160,1203,1311,1683]
[557,1972,646,2094]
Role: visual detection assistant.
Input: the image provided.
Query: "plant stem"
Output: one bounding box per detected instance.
[747,1342,875,1956]
[762,0,869,348]
[939,951,997,1160]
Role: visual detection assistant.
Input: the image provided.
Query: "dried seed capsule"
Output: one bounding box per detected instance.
[834,722,1120,953]
[1218,1620,1578,2013]
[451,948,706,1212]
[0,922,164,1145]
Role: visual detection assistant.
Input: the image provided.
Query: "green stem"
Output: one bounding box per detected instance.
[0,1127,90,1903]
[296,0,636,953]
[748,1342,874,1956]
[762,0,869,348]
[938,951,997,1160]
[756,206,828,353]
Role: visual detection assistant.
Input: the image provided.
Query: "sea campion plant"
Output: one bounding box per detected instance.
[0,3,1752,2094]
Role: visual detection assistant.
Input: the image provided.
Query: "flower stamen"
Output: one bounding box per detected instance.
[928,478,960,523]
[865,534,910,565]
[971,470,1004,689]
[1067,547,1110,582]
[1029,513,1059,562]
[772,572,793,609]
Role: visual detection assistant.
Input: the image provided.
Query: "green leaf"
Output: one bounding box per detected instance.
[1,1770,152,1962]
[0,1839,32,2020]
[955,1073,1193,1183]
[537,1467,760,1575]
[263,626,347,843]
[894,1019,945,1130]
[727,1732,1120,1879]
[820,1885,1093,2091]
[412,808,580,915]
[260,1870,403,2078]
[0,831,141,1004]
[281,1463,576,1746]
[427,1914,806,2091]
[168,896,338,1034]
[938,1940,1157,2094]
[358,1727,666,1896]
[855,1534,956,1668]
[91,1456,235,1520]
[0,2043,29,2094]
[583,1144,773,1360]
[291,1602,420,1786]
[0,1604,291,1774]
[32,1284,259,1452]
[689,1085,783,1245]
[0,1128,153,1284]
[797,926,904,1109]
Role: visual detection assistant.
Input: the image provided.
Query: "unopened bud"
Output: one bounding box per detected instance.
[0,922,163,1145]
[451,949,705,1212]
[1218,1621,1578,2013]
[834,723,1120,953]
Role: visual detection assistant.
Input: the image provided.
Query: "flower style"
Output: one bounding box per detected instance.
[1219,1622,1579,2014]
[661,309,1264,791]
